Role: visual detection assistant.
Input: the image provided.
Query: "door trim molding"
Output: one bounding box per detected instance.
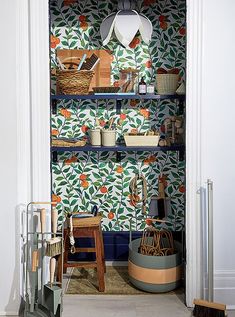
[16,0,204,309]
[185,0,203,307]
[16,0,51,307]
[27,0,51,201]
[17,0,51,203]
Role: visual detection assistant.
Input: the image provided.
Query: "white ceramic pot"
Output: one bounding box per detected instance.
[90,128,101,146]
[101,129,116,146]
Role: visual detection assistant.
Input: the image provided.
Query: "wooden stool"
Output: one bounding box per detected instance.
[62,216,105,292]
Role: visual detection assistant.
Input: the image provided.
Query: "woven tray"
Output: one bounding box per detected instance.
[52,139,86,147]
[93,86,120,94]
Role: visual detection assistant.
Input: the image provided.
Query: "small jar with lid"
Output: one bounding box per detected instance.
[146,83,155,95]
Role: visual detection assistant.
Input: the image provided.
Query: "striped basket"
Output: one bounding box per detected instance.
[128,238,182,293]
[56,69,94,95]
[156,74,179,95]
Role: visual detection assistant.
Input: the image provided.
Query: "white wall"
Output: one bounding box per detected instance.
[0,0,20,315]
[0,0,50,314]
[200,0,235,307]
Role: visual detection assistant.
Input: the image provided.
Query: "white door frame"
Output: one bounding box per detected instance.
[16,0,51,204]
[17,0,51,303]
[17,0,203,308]
[185,0,204,307]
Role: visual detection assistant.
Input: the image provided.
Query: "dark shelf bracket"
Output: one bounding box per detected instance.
[116,99,122,114]
[179,149,185,161]
[52,99,57,115]
[116,152,122,162]
[178,99,185,116]
[52,151,58,163]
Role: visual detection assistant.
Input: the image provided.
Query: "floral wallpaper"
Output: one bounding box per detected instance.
[50,0,186,231]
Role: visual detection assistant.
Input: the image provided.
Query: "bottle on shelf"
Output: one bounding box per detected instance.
[147,83,155,95]
[138,77,147,95]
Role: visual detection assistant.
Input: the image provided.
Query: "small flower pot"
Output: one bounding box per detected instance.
[90,128,101,146]
[101,129,116,146]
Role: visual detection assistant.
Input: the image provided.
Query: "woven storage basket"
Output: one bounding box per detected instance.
[156,74,179,95]
[51,139,86,147]
[57,69,94,95]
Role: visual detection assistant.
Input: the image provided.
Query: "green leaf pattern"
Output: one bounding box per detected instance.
[50,0,186,231]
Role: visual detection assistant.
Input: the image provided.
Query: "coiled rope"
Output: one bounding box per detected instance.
[129,173,148,214]
[68,214,76,254]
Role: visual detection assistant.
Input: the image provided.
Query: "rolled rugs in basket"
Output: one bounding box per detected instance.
[57,69,94,95]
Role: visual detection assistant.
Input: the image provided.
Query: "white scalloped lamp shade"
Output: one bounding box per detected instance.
[114,11,141,47]
[100,7,153,48]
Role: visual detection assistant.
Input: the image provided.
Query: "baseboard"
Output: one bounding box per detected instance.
[0,311,18,316]
[105,261,128,266]
[70,231,184,262]
[204,270,235,309]
[70,231,142,262]
[214,270,235,309]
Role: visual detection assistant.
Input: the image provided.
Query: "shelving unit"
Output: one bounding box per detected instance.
[51,94,185,162]
[51,93,186,162]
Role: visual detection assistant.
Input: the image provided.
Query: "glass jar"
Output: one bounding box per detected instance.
[119,68,139,93]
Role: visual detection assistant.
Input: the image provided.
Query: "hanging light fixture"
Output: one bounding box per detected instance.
[100,0,153,48]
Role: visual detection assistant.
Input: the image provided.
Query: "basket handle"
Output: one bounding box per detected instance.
[128,216,173,245]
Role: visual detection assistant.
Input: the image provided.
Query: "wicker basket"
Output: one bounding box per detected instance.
[57,69,94,95]
[52,139,86,147]
[156,74,179,95]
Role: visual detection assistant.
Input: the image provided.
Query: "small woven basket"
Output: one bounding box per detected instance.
[156,74,179,95]
[56,69,94,95]
[51,139,86,147]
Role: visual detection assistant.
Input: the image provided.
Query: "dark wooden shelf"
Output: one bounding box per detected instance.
[51,93,185,101]
[51,93,185,114]
[51,144,185,152]
[51,144,185,162]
